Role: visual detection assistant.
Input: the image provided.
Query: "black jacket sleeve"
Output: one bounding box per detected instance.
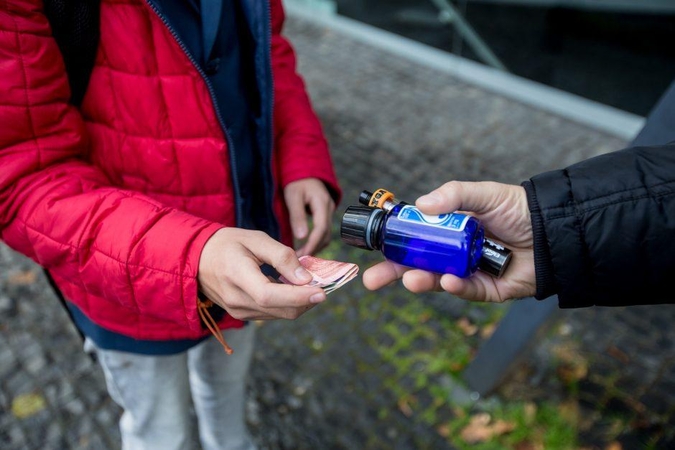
[522,142,675,308]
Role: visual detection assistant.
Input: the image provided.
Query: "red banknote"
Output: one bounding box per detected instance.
[279,255,359,294]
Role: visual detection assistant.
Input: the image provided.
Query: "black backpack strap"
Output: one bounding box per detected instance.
[43,0,100,106]
[41,0,100,349]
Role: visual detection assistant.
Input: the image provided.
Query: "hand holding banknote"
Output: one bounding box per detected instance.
[199,228,332,322]
[198,230,356,354]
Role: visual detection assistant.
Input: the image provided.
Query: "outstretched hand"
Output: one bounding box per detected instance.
[198,228,326,320]
[362,181,537,303]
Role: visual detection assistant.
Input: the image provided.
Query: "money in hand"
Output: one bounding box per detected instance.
[279,255,359,294]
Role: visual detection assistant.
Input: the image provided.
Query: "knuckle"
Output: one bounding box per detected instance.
[255,291,273,308]
[276,247,297,266]
[227,309,249,321]
[443,180,461,193]
[249,230,267,241]
[284,309,303,320]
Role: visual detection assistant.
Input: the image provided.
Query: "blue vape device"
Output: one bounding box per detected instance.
[340,189,511,278]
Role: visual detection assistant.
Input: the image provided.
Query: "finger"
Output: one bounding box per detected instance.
[227,301,318,321]
[254,281,327,309]
[240,233,315,285]
[250,303,318,321]
[362,261,410,290]
[298,198,332,256]
[286,192,309,240]
[221,280,321,321]
[438,274,475,299]
[297,225,324,257]
[401,270,443,293]
[416,181,497,216]
[231,257,326,308]
[439,273,492,302]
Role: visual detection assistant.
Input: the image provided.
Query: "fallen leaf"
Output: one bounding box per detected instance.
[436,424,450,438]
[7,270,37,286]
[460,412,515,443]
[11,392,46,419]
[558,399,580,424]
[397,397,414,417]
[452,407,467,419]
[514,441,543,450]
[480,322,497,339]
[557,362,588,384]
[605,441,623,450]
[449,361,466,371]
[462,423,502,443]
[606,345,630,364]
[418,312,431,324]
[491,420,516,436]
[523,402,537,424]
[457,317,478,336]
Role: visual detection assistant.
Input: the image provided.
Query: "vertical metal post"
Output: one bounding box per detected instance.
[462,296,559,396]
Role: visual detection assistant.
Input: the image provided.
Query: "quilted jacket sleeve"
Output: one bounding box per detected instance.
[0,1,222,332]
[269,0,341,203]
[523,143,675,308]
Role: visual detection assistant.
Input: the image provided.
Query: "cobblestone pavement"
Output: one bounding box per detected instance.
[2,9,675,450]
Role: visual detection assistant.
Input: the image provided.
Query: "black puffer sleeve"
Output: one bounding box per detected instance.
[523,143,675,308]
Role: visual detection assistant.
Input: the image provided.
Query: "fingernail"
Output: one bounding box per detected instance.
[309,292,325,303]
[296,267,312,282]
[417,192,441,207]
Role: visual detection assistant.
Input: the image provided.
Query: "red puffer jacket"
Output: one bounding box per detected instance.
[0,0,340,340]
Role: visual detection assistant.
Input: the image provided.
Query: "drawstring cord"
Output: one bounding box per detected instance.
[197,298,234,355]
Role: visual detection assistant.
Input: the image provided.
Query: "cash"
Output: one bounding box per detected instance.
[279,255,359,294]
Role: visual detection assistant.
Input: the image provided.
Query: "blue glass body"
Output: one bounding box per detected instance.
[378,204,485,277]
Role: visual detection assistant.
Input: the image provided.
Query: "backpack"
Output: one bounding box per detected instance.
[41,0,100,345]
[44,0,100,106]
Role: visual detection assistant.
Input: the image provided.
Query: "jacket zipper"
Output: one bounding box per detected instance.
[262,0,280,240]
[144,0,244,228]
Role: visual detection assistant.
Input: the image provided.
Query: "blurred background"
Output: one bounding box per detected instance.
[308,0,675,116]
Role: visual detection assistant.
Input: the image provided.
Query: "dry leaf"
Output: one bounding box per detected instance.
[11,392,46,419]
[436,424,450,438]
[452,407,467,419]
[449,361,466,371]
[523,402,537,424]
[514,441,543,450]
[457,317,478,336]
[606,345,630,364]
[397,397,414,417]
[558,399,580,423]
[605,442,623,450]
[557,361,588,384]
[460,413,515,443]
[491,420,516,436]
[7,270,37,286]
[480,322,497,339]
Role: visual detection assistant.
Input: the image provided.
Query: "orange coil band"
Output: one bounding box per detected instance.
[369,188,395,209]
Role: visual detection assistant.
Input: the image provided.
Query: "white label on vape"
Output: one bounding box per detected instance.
[397,205,469,231]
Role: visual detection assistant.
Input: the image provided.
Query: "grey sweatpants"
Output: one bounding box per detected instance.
[85,325,257,450]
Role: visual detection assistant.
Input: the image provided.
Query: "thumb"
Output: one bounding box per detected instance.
[416,181,497,216]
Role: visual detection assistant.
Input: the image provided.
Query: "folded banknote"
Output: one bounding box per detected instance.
[279,255,359,294]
